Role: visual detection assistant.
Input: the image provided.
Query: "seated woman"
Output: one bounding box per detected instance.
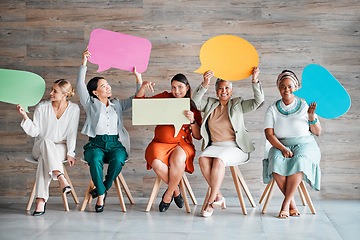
[135,74,202,212]
[263,70,321,219]
[77,49,142,212]
[192,67,264,217]
[17,79,80,216]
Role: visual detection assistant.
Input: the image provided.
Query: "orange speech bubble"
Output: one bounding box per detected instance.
[195,35,259,81]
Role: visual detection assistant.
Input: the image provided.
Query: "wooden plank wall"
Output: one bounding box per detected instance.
[0,0,359,201]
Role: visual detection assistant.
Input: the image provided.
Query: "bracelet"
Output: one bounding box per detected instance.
[308,118,318,125]
[190,120,196,124]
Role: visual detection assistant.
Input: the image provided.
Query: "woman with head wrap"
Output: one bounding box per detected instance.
[263,70,322,218]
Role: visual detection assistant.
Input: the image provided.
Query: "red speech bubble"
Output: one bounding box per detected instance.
[87,29,152,73]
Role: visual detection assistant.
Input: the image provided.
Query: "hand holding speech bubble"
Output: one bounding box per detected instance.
[132,98,190,137]
[294,64,351,119]
[88,28,152,73]
[195,35,259,81]
[0,68,45,112]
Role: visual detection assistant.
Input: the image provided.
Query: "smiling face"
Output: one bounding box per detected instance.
[93,78,112,100]
[279,78,298,104]
[50,83,67,102]
[171,80,189,98]
[216,81,233,103]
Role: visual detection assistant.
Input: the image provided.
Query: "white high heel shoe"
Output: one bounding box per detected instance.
[202,202,214,217]
[212,196,226,209]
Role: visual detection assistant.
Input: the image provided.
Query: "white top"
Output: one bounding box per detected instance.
[264,98,319,139]
[95,100,118,135]
[20,101,80,158]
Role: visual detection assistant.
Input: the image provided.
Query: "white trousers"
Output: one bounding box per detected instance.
[32,138,66,201]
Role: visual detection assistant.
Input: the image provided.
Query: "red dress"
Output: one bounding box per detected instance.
[136,91,202,173]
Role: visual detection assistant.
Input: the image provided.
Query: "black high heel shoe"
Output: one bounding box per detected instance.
[174,186,184,209]
[33,202,47,216]
[95,191,107,213]
[159,190,173,212]
[57,173,71,195]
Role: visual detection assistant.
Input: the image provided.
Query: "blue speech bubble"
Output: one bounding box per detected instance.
[294,64,351,119]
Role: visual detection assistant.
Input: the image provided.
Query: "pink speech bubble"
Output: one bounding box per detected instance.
[87,28,152,73]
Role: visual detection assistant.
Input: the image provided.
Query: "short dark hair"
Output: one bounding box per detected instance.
[87,77,104,99]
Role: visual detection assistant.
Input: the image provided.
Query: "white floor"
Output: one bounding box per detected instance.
[0,196,359,240]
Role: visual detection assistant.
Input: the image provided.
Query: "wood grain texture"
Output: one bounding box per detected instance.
[0,0,359,200]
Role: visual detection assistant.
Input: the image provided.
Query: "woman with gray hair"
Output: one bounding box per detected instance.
[263,70,321,219]
[192,67,264,217]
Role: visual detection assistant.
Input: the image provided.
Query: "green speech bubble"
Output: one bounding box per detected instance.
[0,68,45,112]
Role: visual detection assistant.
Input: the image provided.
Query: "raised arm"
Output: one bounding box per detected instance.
[241,67,265,113]
[136,81,155,98]
[118,67,143,111]
[308,102,321,136]
[192,70,214,111]
[76,49,92,108]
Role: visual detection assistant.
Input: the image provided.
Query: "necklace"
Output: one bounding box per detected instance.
[276,98,301,116]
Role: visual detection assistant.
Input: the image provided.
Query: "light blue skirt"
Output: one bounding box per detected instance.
[262,135,321,191]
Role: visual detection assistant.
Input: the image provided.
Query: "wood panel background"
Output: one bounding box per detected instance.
[0,0,359,201]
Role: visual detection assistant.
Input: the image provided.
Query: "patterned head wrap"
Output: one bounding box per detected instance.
[276,70,300,89]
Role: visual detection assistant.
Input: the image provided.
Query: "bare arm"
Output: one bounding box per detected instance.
[184,110,201,140]
[265,128,293,158]
[308,102,321,136]
[136,81,155,98]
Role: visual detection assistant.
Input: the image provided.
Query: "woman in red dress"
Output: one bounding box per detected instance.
[136,74,202,212]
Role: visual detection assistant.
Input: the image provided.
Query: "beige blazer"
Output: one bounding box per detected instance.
[192,82,264,153]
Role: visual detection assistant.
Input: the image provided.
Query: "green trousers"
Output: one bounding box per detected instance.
[84,135,127,196]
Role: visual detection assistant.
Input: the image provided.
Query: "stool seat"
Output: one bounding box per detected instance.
[25,155,79,211]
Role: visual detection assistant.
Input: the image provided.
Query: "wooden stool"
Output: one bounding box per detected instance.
[80,160,135,212]
[259,179,316,214]
[200,166,256,215]
[25,156,79,211]
[145,173,197,213]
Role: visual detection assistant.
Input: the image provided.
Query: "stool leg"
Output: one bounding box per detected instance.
[230,166,247,215]
[63,166,79,204]
[80,180,94,211]
[60,186,70,211]
[299,181,316,214]
[118,173,135,204]
[259,182,272,204]
[145,175,162,212]
[262,179,275,214]
[114,176,126,212]
[235,166,256,207]
[297,183,307,206]
[26,179,37,211]
[182,174,197,205]
[179,178,191,213]
[200,187,211,214]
